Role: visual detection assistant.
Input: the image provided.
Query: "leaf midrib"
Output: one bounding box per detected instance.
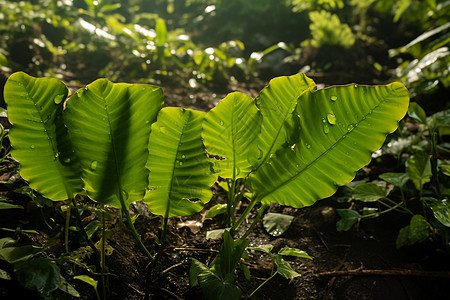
[256,91,389,202]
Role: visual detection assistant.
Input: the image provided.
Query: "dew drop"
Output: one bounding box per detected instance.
[220,120,224,126]
[145,120,150,124]
[62,157,71,164]
[323,124,329,134]
[179,161,183,166]
[354,84,358,88]
[330,95,338,101]
[326,113,336,125]
[306,144,311,149]
[181,154,186,159]
[30,145,35,149]
[54,94,65,105]
[322,118,326,124]
[347,124,354,132]
[90,160,98,171]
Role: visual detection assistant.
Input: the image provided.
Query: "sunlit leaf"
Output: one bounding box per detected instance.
[202,92,261,179]
[249,82,409,208]
[379,172,410,189]
[273,255,300,279]
[278,247,312,259]
[262,212,294,236]
[4,72,83,201]
[64,79,163,208]
[145,108,216,217]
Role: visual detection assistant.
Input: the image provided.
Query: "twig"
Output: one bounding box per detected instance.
[173,247,218,253]
[161,261,184,274]
[314,269,450,278]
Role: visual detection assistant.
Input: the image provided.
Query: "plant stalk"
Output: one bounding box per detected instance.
[247,270,278,298]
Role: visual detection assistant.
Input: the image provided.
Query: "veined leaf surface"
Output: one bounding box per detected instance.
[251,73,316,168]
[202,92,260,179]
[145,107,216,217]
[249,83,409,207]
[64,79,163,207]
[4,72,82,200]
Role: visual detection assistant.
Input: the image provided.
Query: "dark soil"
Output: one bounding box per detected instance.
[0,76,449,300]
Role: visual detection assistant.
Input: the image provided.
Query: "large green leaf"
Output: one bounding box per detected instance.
[202,92,260,179]
[249,82,409,207]
[145,107,216,217]
[64,79,163,207]
[4,72,82,200]
[251,73,316,168]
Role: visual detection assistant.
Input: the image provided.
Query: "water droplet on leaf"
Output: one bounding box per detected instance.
[347,124,354,132]
[54,94,65,105]
[326,113,336,125]
[90,160,98,171]
[181,155,186,159]
[30,145,35,149]
[323,124,329,134]
[306,144,311,149]
[220,120,224,126]
[179,161,183,166]
[331,95,338,101]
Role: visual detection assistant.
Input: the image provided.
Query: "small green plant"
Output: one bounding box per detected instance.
[4,71,409,299]
[336,102,450,250]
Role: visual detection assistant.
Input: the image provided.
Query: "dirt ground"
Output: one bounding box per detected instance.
[0,76,449,300]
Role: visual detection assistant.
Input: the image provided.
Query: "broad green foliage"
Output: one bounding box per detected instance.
[251,73,316,168]
[202,92,261,179]
[307,10,355,48]
[249,82,409,207]
[145,107,216,217]
[4,72,82,201]
[64,79,163,208]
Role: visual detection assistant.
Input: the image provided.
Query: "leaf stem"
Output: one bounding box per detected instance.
[241,203,268,239]
[247,270,278,298]
[120,200,155,262]
[71,198,101,261]
[231,197,258,235]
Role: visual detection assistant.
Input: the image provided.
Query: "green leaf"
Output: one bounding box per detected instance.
[64,79,163,208]
[248,244,274,255]
[0,268,12,280]
[145,108,216,217]
[0,201,24,210]
[352,182,388,202]
[379,172,409,189]
[406,152,432,191]
[408,102,427,124]
[336,209,360,231]
[249,82,409,208]
[251,73,316,168]
[426,198,450,227]
[14,257,61,295]
[190,258,242,300]
[273,255,300,280]
[206,228,227,240]
[206,203,228,218]
[155,18,168,45]
[4,72,83,201]
[278,247,312,259]
[74,274,98,290]
[202,92,261,179]
[213,231,249,277]
[396,215,431,248]
[58,276,80,298]
[262,212,294,236]
[0,244,43,264]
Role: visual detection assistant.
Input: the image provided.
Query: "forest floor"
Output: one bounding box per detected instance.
[0,75,449,300]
